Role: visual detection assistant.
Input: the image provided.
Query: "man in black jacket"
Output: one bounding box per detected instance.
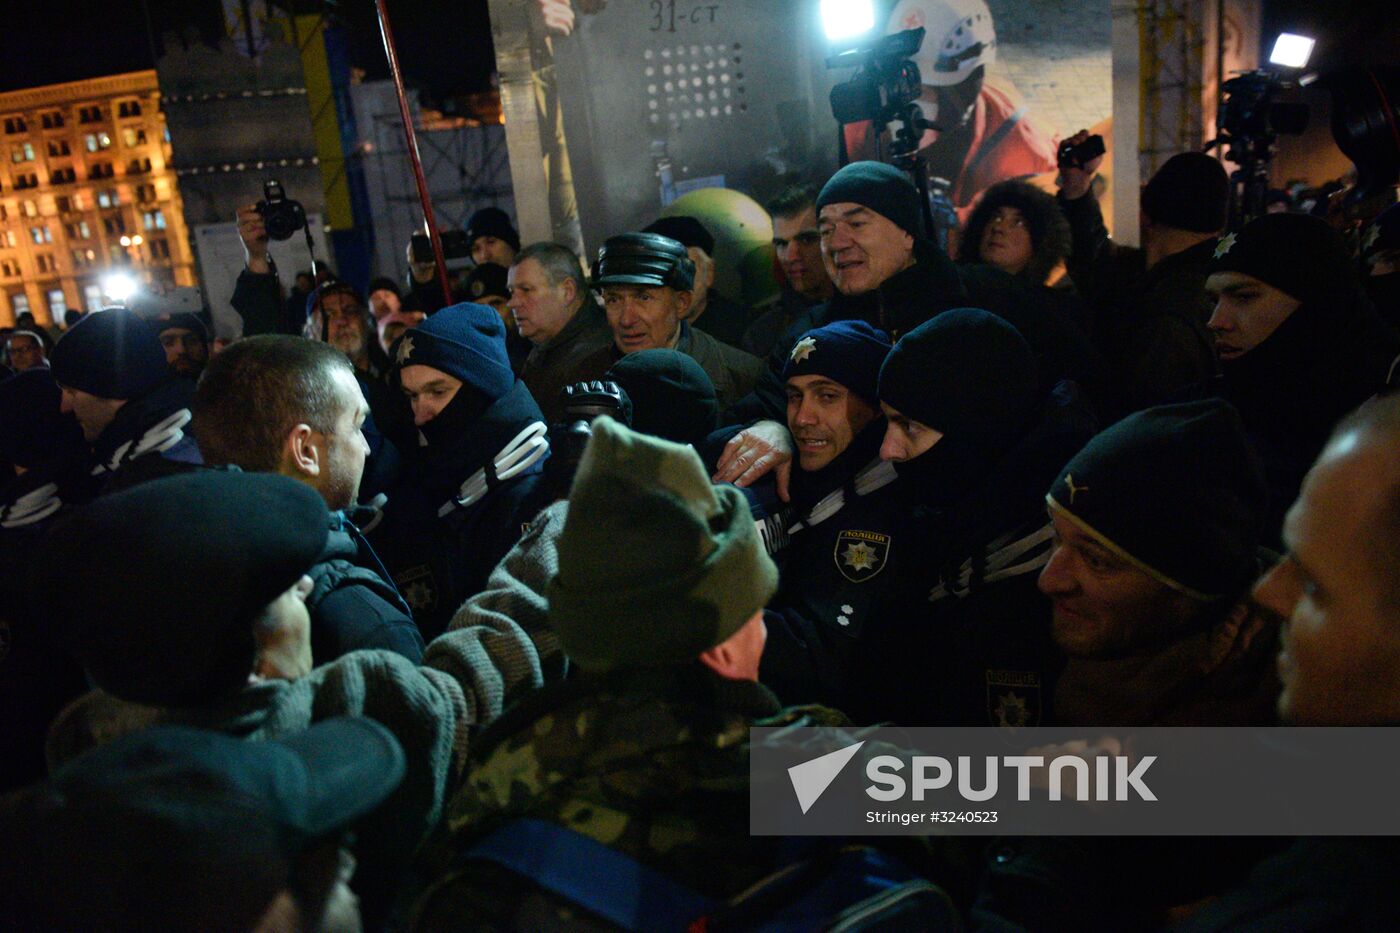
[1205,212,1400,544]
[860,309,1098,727]
[194,335,422,664]
[1058,136,1223,417]
[49,308,203,492]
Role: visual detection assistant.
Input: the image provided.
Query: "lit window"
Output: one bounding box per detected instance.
[84,283,103,311]
[47,289,67,316]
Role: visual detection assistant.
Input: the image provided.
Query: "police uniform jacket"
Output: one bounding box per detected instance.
[371,379,547,640]
[760,419,921,715]
[854,381,1098,728]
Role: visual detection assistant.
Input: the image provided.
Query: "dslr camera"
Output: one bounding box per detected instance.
[255,180,308,242]
[543,381,631,500]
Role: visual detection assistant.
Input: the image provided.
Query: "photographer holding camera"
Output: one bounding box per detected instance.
[1057,133,1224,418]
[232,182,315,337]
[232,189,415,498]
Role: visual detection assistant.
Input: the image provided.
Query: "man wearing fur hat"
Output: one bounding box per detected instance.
[1205,211,1400,543]
[49,307,202,491]
[409,418,853,926]
[373,303,550,638]
[39,470,545,927]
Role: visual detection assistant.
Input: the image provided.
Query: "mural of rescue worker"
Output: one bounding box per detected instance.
[844,0,1060,226]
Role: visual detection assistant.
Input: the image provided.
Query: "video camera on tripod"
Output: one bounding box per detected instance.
[827,27,949,242]
[1207,70,1310,228]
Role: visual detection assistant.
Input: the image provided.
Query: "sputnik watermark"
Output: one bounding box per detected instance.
[866,752,1156,802]
[753,727,1400,836]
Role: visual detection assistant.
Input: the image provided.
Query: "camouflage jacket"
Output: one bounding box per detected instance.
[409,666,849,929]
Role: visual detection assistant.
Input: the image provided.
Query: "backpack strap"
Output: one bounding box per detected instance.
[465,818,717,931]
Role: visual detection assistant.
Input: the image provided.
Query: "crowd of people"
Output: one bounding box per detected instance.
[3,119,1400,928]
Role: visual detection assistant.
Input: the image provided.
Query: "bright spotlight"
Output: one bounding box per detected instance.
[821,0,875,43]
[1270,33,1315,69]
[118,235,131,247]
[102,273,137,304]
[131,234,144,246]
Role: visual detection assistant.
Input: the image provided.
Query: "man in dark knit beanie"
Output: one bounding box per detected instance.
[465,206,521,268]
[152,312,210,379]
[1057,133,1224,416]
[759,319,911,711]
[48,308,201,486]
[852,308,1098,726]
[1205,211,1400,543]
[715,160,1100,496]
[1039,399,1279,725]
[644,214,753,349]
[36,469,547,927]
[374,303,549,638]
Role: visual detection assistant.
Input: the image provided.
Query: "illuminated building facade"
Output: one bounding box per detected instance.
[0,70,196,326]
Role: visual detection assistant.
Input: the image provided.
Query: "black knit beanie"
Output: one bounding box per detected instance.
[644,216,716,256]
[35,471,329,707]
[1048,399,1266,599]
[878,308,1038,458]
[1208,212,1360,308]
[50,308,168,400]
[465,206,521,253]
[1140,152,1229,233]
[605,349,718,447]
[153,312,210,343]
[816,161,923,241]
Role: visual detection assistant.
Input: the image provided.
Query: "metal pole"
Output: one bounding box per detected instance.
[374,0,454,307]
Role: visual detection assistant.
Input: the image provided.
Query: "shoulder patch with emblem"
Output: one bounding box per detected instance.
[395,564,438,612]
[986,669,1043,728]
[834,530,890,583]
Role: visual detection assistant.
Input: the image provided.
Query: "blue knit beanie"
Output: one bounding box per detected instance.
[781,320,892,404]
[391,302,514,402]
[50,308,168,400]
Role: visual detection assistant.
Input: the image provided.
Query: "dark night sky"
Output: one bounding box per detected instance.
[1,0,1394,97]
[0,0,497,98]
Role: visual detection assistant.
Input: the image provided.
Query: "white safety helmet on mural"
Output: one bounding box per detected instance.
[886,0,997,87]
